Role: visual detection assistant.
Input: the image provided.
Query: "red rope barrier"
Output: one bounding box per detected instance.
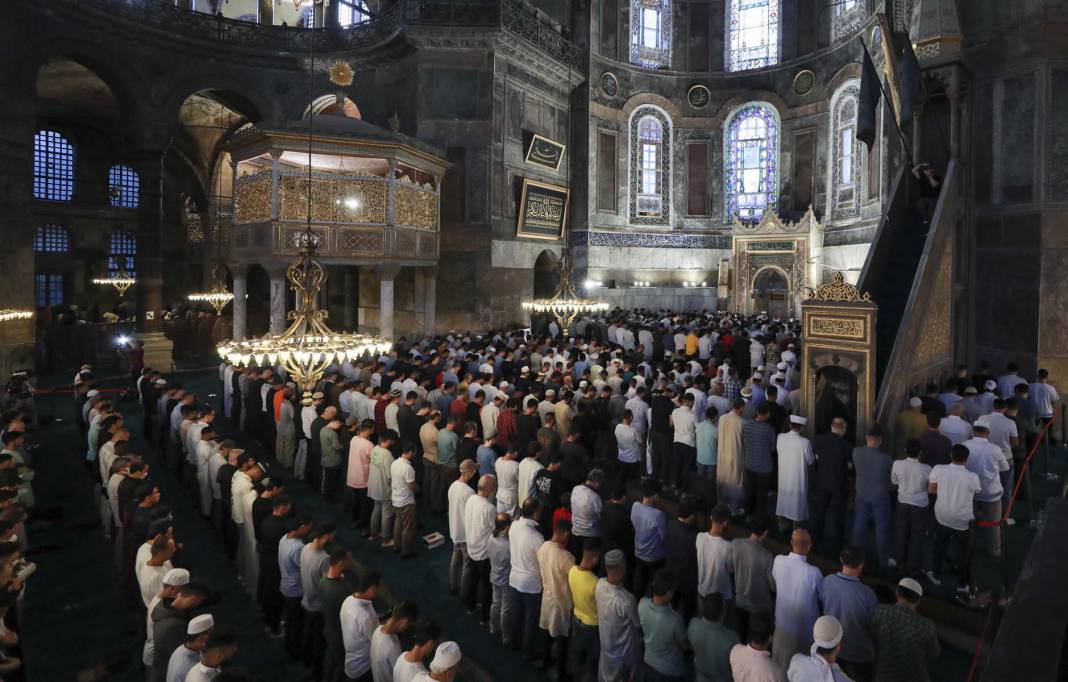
[974,413,1056,528]
[966,602,997,682]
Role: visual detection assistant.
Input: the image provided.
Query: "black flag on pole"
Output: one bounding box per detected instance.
[857,48,882,149]
[891,31,924,126]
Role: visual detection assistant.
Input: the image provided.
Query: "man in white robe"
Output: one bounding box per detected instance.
[771,529,823,671]
[776,415,815,527]
[716,399,745,513]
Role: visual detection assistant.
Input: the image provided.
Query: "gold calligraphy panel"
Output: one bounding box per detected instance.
[807,314,867,341]
[394,185,438,230]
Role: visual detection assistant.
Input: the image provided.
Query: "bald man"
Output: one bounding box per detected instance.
[770,529,823,671]
[463,474,498,623]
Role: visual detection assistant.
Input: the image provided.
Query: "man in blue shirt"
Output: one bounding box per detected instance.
[741,405,777,516]
[278,514,313,659]
[630,478,666,599]
[820,545,877,681]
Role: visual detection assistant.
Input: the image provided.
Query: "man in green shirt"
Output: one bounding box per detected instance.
[637,569,689,680]
[319,414,344,503]
[436,417,461,511]
[687,592,739,682]
[319,545,353,682]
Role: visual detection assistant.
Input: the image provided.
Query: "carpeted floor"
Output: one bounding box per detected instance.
[22,367,1049,681]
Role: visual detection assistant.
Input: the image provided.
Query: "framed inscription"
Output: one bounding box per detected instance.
[517,179,568,240]
[525,134,566,172]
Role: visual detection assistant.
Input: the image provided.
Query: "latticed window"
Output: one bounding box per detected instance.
[33,130,74,202]
[725,103,779,221]
[830,83,863,220]
[832,0,867,41]
[108,164,140,208]
[36,274,64,307]
[727,0,779,72]
[108,231,137,277]
[338,0,370,27]
[300,6,314,27]
[630,0,671,68]
[629,107,671,224]
[33,224,70,253]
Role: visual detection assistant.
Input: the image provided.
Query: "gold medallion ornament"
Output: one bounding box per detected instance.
[329,60,354,87]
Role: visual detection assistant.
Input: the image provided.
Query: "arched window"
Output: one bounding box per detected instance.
[108,230,137,277]
[33,224,70,253]
[725,103,779,221]
[337,0,370,27]
[629,107,671,225]
[33,130,75,201]
[832,0,866,41]
[829,83,864,221]
[727,0,780,72]
[108,164,140,208]
[630,0,672,68]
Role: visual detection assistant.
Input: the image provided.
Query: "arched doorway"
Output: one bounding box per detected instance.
[751,267,789,319]
[533,250,559,298]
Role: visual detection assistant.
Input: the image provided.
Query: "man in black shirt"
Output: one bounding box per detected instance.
[456,421,480,468]
[532,451,565,537]
[258,494,295,635]
[516,399,541,455]
[558,429,589,493]
[664,498,699,621]
[649,387,675,485]
[763,386,788,433]
[811,417,852,547]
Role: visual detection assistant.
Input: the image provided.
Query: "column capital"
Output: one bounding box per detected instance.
[264,262,289,279]
[229,262,249,279]
[377,264,402,281]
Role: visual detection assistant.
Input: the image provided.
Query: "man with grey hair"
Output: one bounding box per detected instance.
[448,460,478,596]
[596,549,640,682]
[464,473,498,623]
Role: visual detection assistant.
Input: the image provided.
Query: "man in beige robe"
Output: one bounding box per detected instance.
[538,517,575,678]
[717,398,746,514]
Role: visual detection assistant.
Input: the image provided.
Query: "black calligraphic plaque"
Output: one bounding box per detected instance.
[517,179,568,240]
[524,134,566,171]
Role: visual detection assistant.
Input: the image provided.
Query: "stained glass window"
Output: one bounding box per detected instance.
[630,0,671,68]
[338,0,370,27]
[727,0,779,72]
[300,6,314,27]
[832,0,866,42]
[725,103,779,221]
[108,164,140,208]
[629,107,671,224]
[108,231,137,277]
[36,274,64,308]
[34,224,70,253]
[830,83,863,220]
[33,130,74,202]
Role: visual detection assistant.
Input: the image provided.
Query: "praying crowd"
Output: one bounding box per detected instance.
[58,309,1062,682]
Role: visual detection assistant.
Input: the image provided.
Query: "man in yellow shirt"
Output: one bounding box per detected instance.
[895,396,928,454]
[568,540,602,682]
[685,330,699,359]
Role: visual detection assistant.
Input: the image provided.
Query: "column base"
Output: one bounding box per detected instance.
[141,331,175,374]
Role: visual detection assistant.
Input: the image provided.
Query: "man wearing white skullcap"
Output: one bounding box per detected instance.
[786,615,852,682]
[411,641,461,681]
[144,568,190,668]
[165,614,214,682]
[895,396,928,454]
[775,415,814,526]
[872,578,939,682]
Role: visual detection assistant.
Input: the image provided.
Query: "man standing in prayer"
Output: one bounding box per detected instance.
[771,529,823,671]
[775,415,813,530]
[786,616,852,682]
[596,549,640,682]
[538,517,576,680]
[716,397,746,513]
[872,578,939,682]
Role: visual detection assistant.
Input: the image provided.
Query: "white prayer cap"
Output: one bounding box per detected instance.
[579,381,588,388]
[898,577,923,598]
[790,415,808,426]
[312,391,325,400]
[486,346,496,353]
[187,614,214,635]
[499,381,509,389]
[545,389,556,396]
[757,365,765,372]
[777,361,788,370]
[788,343,796,349]
[430,641,462,673]
[521,366,530,373]
[163,568,190,586]
[964,386,978,395]
[155,379,167,386]
[984,379,997,390]
[909,397,923,408]
[87,390,100,398]
[752,373,764,381]
[581,344,589,350]
[740,387,753,398]
[80,364,92,370]
[812,615,843,649]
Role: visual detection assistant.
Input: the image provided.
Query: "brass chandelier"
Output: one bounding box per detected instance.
[93,256,136,297]
[188,264,235,315]
[0,310,33,323]
[216,5,390,405]
[522,251,609,333]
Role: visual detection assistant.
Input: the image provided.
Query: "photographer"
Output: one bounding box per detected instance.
[911,162,942,223]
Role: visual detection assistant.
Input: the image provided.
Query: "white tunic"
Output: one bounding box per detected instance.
[771,553,823,671]
[775,431,814,521]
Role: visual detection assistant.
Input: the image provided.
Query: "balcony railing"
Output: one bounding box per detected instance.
[45,0,586,69]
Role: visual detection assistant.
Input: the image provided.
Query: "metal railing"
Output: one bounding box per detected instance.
[43,0,586,69]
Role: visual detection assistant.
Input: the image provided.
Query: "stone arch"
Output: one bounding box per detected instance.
[712,91,790,123]
[620,92,682,125]
[825,63,863,101]
[162,76,270,126]
[533,249,559,299]
[304,94,362,119]
[27,45,148,121]
[750,265,791,318]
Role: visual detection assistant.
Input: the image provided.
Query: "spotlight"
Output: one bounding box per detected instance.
[115,335,130,346]
[343,197,360,210]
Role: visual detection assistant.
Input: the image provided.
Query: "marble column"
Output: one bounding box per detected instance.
[133,146,167,334]
[377,265,400,341]
[422,266,437,337]
[343,267,357,331]
[268,265,287,334]
[232,268,248,340]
